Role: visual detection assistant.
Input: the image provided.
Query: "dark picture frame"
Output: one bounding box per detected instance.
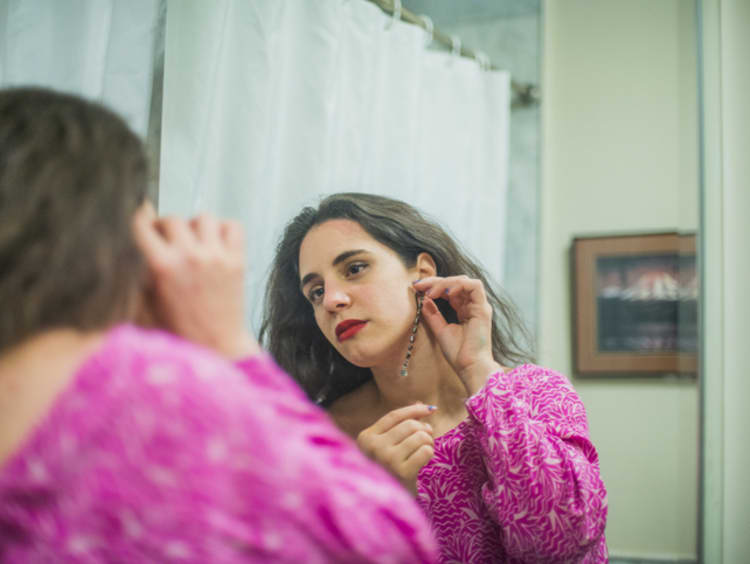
[571,232,697,376]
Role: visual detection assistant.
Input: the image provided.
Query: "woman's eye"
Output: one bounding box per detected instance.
[347,262,367,276]
[308,287,324,304]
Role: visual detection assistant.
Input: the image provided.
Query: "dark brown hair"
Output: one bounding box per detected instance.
[0,87,148,351]
[260,192,533,406]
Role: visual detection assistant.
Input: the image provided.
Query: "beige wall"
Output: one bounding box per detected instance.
[540,0,699,558]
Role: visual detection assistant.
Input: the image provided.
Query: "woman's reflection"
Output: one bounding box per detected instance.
[261,192,609,562]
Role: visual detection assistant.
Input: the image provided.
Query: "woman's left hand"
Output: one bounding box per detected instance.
[413,276,502,396]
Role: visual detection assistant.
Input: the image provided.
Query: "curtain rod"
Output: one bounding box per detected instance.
[366,0,540,107]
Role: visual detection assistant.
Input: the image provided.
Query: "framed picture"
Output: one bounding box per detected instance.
[571,232,697,376]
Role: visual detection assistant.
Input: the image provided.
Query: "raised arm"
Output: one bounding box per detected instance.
[416,275,607,560]
[465,366,607,561]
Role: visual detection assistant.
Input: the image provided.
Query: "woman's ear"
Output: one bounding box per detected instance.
[130,198,161,328]
[133,198,157,225]
[414,252,437,279]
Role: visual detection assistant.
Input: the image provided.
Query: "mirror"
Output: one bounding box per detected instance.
[2,0,704,560]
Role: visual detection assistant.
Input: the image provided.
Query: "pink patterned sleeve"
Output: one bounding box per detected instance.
[1,327,437,563]
[464,365,607,561]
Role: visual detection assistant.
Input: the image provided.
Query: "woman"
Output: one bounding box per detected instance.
[0,88,438,562]
[261,193,609,563]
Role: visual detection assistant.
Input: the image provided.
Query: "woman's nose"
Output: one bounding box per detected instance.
[322,283,350,311]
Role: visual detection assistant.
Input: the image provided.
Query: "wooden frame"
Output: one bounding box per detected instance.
[572,232,697,376]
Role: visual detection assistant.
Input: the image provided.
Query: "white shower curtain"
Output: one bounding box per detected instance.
[0,0,160,137]
[160,0,510,329]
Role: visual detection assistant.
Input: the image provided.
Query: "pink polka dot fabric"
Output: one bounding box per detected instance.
[0,325,438,563]
[417,365,608,563]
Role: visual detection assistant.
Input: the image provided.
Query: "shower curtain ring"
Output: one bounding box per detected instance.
[474,50,490,71]
[387,0,402,29]
[419,14,434,47]
[450,35,462,59]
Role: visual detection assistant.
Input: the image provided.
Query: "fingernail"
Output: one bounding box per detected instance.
[427,405,437,411]
[444,288,450,295]
[412,279,421,285]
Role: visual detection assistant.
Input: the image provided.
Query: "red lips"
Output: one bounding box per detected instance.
[335,319,367,342]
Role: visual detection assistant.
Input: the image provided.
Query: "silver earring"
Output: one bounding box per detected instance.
[400,294,423,377]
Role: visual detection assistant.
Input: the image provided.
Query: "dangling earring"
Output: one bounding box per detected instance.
[400,293,423,377]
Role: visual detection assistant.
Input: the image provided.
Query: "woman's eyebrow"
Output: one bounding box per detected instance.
[299,249,368,290]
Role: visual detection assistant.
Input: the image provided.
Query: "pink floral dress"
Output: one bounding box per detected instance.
[417,365,608,563]
[0,325,438,563]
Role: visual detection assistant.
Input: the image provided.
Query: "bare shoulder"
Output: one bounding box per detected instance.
[327,381,381,439]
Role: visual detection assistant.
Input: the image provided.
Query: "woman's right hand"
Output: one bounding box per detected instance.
[356,404,436,496]
[131,202,260,359]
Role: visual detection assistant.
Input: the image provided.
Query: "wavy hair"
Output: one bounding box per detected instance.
[260,193,533,406]
[0,87,148,351]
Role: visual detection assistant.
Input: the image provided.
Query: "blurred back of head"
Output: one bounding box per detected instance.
[0,87,148,352]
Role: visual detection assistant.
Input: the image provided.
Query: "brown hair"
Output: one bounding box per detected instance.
[260,192,533,406]
[0,87,148,351]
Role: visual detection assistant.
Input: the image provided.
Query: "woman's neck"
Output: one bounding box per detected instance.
[369,330,467,416]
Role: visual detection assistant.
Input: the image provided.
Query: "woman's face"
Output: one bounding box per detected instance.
[298,219,433,368]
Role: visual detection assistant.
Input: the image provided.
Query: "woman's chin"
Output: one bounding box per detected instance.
[335,345,378,369]
[341,354,375,369]
[338,334,415,369]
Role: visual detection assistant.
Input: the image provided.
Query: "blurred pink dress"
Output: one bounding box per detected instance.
[0,325,438,563]
[417,365,608,563]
